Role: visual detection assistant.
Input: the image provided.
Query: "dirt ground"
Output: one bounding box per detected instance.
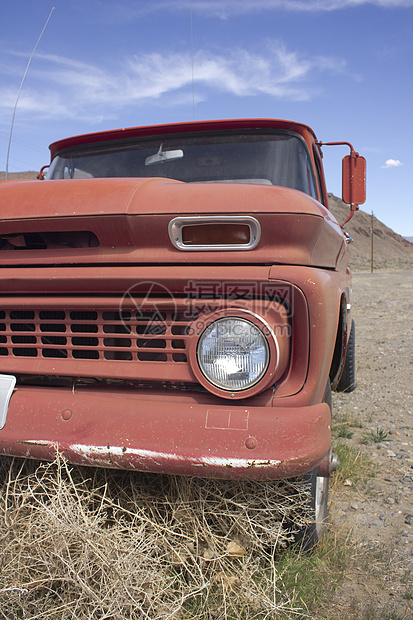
[328,270,413,618]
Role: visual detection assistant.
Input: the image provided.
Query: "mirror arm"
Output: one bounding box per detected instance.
[37,164,49,180]
[340,207,357,228]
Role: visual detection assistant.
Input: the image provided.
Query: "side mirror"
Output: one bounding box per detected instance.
[342,153,366,207]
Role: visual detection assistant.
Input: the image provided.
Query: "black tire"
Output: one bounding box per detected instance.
[295,381,331,550]
[336,319,356,393]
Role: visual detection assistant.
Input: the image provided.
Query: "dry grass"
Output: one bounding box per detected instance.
[0,455,315,619]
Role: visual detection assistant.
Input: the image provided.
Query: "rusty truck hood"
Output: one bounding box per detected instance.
[0,177,346,269]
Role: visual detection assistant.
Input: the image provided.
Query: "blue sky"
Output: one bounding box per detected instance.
[1,0,412,236]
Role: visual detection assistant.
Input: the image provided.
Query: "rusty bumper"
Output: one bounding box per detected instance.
[0,385,331,480]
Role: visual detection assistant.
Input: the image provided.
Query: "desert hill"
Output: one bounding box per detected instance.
[1,172,412,270]
[0,171,38,180]
[327,194,413,271]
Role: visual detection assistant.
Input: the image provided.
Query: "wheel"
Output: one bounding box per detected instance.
[294,468,330,550]
[301,467,330,549]
[295,381,332,549]
[336,319,356,392]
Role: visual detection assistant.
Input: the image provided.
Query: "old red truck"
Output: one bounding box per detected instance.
[0,118,365,541]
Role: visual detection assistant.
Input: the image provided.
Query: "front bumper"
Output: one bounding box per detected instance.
[0,384,331,480]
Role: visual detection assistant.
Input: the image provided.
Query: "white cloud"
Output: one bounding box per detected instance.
[382,159,404,168]
[109,0,413,19]
[0,44,345,123]
[188,0,413,12]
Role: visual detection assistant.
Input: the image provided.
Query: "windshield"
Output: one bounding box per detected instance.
[47,131,316,197]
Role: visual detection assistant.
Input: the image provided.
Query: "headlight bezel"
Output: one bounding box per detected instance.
[189,309,283,400]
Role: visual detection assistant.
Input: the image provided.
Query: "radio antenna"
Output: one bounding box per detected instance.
[5,7,55,180]
[190,0,195,120]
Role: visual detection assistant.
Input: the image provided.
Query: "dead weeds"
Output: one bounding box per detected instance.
[0,455,316,619]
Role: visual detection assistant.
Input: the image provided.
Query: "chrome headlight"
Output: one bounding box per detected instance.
[196,317,270,391]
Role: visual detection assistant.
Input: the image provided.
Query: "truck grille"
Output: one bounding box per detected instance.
[0,307,196,366]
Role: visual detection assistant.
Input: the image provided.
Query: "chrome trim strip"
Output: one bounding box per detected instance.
[168,216,261,251]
